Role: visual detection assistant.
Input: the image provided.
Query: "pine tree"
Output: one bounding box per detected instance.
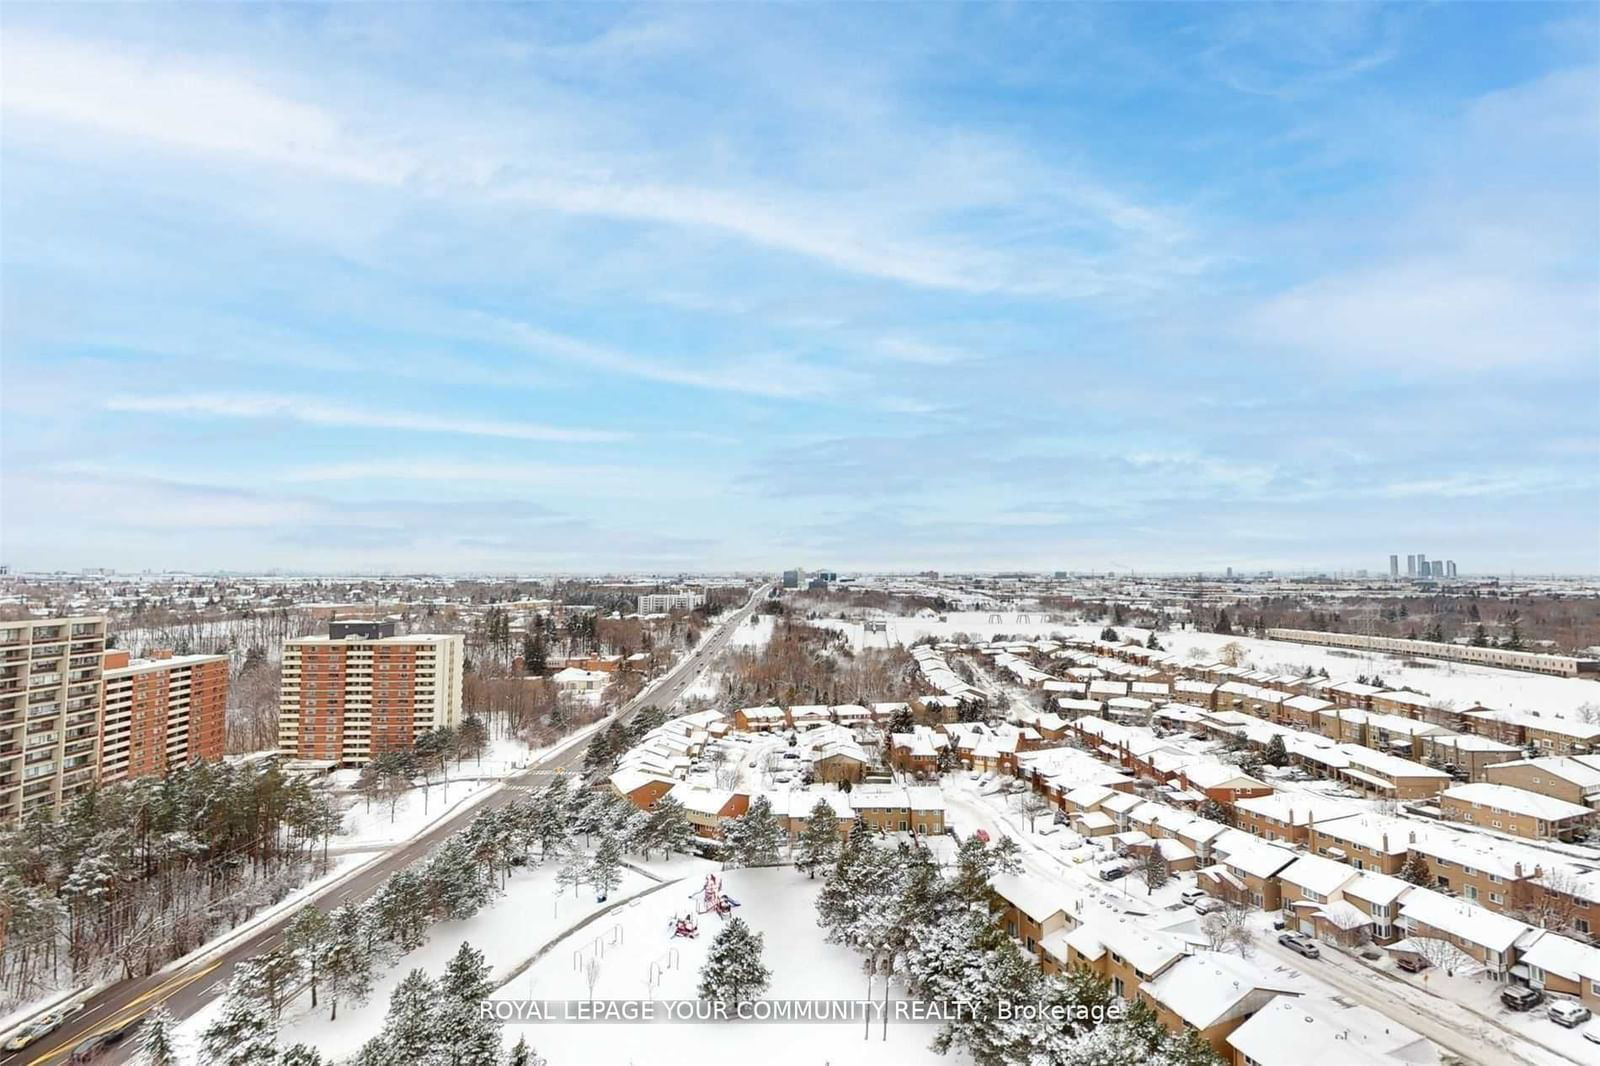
[722,796,782,867]
[506,1037,535,1066]
[587,832,624,899]
[1471,624,1489,647]
[1262,734,1288,767]
[1146,632,1162,650]
[1214,610,1232,635]
[440,942,502,1066]
[375,970,441,1061]
[794,798,841,878]
[556,844,589,897]
[931,920,1040,1066]
[1399,850,1431,886]
[643,796,696,859]
[697,916,771,1006]
[200,972,279,1066]
[284,906,331,1009]
[135,1004,179,1066]
[1142,845,1171,894]
[277,1046,326,1066]
[322,903,375,1021]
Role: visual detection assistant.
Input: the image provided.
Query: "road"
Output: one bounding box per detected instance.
[4,584,770,1065]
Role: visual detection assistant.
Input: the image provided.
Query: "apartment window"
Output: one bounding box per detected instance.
[1489,893,1504,905]
[1463,886,1478,902]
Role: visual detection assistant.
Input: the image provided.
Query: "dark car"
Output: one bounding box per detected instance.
[69,1017,141,1063]
[1396,954,1431,974]
[1098,865,1129,881]
[1500,985,1543,1011]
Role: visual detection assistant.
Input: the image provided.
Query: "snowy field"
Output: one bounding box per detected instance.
[817,611,1076,651]
[824,614,1600,717]
[509,865,962,1066]
[726,613,776,648]
[331,777,501,849]
[176,861,655,1063]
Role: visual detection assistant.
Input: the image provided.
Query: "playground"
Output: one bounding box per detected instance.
[511,866,956,1065]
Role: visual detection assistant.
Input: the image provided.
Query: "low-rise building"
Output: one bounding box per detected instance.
[1226,995,1438,1066]
[1139,951,1302,1060]
[1483,755,1600,809]
[1440,782,1595,842]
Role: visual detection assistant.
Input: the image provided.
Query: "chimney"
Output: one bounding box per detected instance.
[151,648,174,660]
[102,649,131,670]
[1382,833,1389,853]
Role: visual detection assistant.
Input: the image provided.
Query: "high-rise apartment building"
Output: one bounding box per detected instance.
[99,650,229,785]
[1389,555,1399,579]
[1447,560,1458,579]
[278,621,464,766]
[0,617,107,821]
[1406,554,1416,577]
[1416,553,1429,579]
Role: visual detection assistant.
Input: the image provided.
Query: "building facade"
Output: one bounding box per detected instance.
[99,650,228,785]
[278,622,464,766]
[0,617,107,821]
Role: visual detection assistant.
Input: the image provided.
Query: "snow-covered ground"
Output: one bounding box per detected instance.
[175,861,656,1064]
[332,778,501,849]
[726,614,776,648]
[509,865,962,1066]
[817,611,1077,651]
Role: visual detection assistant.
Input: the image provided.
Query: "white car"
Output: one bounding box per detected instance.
[1193,897,1227,916]
[1549,999,1592,1028]
[1180,888,1208,906]
[1580,1018,1600,1044]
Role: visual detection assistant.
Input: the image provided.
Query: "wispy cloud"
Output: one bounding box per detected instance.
[104,393,627,443]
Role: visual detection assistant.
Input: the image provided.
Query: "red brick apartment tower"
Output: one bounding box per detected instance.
[100,649,231,784]
[279,621,464,767]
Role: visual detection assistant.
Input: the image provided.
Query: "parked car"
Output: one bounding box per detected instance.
[1098,865,1129,881]
[1278,932,1321,959]
[1581,1018,1600,1044]
[1193,897,1226,915]
[1548,1000,1592,1028]
[1035,822,1060,837]
[1053,811,1069,826]
[69,1017,142,1063]
[1500,985,1543,1011]
[1180,888,1208,906]
[1396,954,1431,974]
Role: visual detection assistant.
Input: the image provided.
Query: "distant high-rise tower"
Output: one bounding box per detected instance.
[1417,553,1428,579]
[1389,555,1399,579]
[1406,554,1416,577]
[1447,560,1457,579]
[1431,560,1444,579]
[1226,566,1233,579]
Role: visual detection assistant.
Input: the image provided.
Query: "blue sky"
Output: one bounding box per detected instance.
[2,3,1596,574]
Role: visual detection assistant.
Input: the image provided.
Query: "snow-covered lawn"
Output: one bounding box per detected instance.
[726,614,776,648]
[333,778,501,849]
[509,865,962,1066]
[819,611,1076,652]
[177,861,655,1064]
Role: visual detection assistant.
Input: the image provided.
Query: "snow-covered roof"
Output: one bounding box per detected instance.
[1344,872,1414,908]
[1233,793,1362,826]
[1227,995,1438,1066]
[1399,888,1530,952]
[991,872,1065,922]
[1443,783,1594,821]
[1139,951,1301,1030]
[1220,841,1298,880]
[1521,931,1600,982]
[1278,854,1360,897]
[1068,918,1190,977]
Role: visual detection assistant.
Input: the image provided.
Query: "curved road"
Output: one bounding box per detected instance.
[4,584,770,1065]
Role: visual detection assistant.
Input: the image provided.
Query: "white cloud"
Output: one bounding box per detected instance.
[104,393,627,443]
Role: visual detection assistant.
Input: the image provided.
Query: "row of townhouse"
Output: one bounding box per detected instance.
[1089,633,1600,757]
[988,869,1437,1065]
[608,771,947,842]
[731,701,907,731]
[889,721,1048,776]
[909,645,986,706]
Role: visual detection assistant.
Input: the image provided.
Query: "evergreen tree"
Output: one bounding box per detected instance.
[697,916,771,1006]
[440,942,502,1066]
[1146,632,1162,651]
[1471,624,1489,646]
[1099,627,1119,643]
[277,1047,326,1066]
[1398,850,1431,886]
[1262,734,1289,767]
[643,796,696,859]
[284,906,331,1009]
[1214,610,1232,635]
[794,798,841,878]
[722,796,782,867]
[199,972,279,1066]
[374,970,441,1061]
[322,903,375,1020]
[555,845,589,897]
[505,1038,535,1066]
[135,1004,179,1066]
[587,832,624,900]
[1141,845,1171,894]
[931,920,1040,1066]
[887,707,915,736]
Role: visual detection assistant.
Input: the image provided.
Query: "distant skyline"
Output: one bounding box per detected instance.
[3,4,1597,573]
